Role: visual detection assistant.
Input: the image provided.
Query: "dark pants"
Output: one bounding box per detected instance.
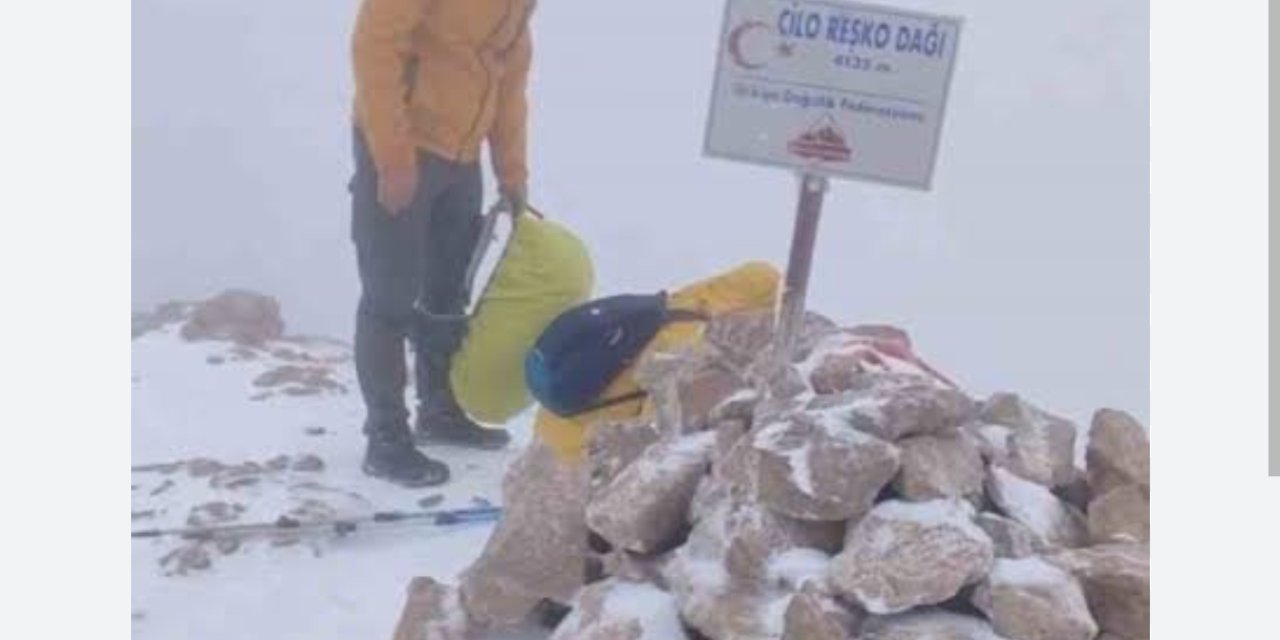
[350,129,483,436]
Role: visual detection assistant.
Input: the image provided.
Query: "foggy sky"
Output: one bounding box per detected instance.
[132,0,1149,426]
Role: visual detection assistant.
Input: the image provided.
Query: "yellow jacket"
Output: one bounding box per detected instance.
[352,0,534,188]
[534,262,782,462]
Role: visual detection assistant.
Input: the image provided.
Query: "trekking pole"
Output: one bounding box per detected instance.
[131,505,504,541]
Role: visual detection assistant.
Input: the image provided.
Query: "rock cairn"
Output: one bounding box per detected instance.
[440,309,1151,640]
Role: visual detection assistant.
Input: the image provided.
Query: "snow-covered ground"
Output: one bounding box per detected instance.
[131,323,543,640]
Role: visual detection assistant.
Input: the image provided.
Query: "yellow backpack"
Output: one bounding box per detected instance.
[534,261,782,461]
[451,211,594,425]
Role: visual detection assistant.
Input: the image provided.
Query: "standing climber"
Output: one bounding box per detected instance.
[349,0,536,486]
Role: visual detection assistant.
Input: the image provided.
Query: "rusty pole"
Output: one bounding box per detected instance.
[771,172,829,377]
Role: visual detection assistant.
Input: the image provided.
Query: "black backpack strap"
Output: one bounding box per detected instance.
[659,290,709,324]
[665,308,709,323]
[563,389,649,417]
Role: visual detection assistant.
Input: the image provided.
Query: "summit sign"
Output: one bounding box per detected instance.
[704,0,961,189]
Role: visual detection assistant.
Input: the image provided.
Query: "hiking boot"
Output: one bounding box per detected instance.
[362,429,451,487]
[414,392,511,450]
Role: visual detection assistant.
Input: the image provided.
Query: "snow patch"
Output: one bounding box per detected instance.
[990,466,1066,536]
[633,431,715,483]
[873,609,1010,639]
[598,581,686,640]
[753,421,815,496]
[808,407,879,445]
[766,547,831,589]
[871,498,986,542]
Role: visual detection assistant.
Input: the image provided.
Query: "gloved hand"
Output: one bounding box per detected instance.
[499,183,528,217]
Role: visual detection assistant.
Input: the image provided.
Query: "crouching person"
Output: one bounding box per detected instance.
[391,261,781,639]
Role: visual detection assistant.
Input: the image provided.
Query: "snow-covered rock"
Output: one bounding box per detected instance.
[390,577,467,640]
[829,499,994,614]
[550,579,689,640]
[1088,484,1150,544]
[1087,409,1150,496]
[985,465,1087,548]
[972,556,1098,640]
[710,388,761,427]
[663,543,789,640]
[459,443,589,626]
[893,431,985,504]
[586,419,661,493]
[587,432,715,553]
[133,300,194,338]
[713,416,750,462]
[660,496,834,640]
[1047,543,1150,640]
[781,583,863,640]
[1006,416,1077,489]
[974,513,1045,559]
[860,609,1012,640]
[961,421,1014,465]
[702,309,836,373]
[809,379,976,442]
[979,393,1077,487]
[685,496,842,587]
[751,412,900,522]
[677,364,750,431]
[600,550,671,587]
[803,325,958,394]
[179,289,285,346]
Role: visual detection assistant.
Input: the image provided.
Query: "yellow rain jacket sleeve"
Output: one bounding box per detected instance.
[534,261,782,462]
[352,0,535,185]
[488,27,532,190]
[351,0,422,174]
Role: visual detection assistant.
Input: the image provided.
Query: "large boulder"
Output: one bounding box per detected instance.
[782,583,863,640]
[829,499,994,614]
[986,465,1088,548]
[550,579,689,640]
[458,443,589,626]
[860,609,1012,640]
[180,289,285,346]
[893,431,985,504]
[1086,409,1150,496]
[751,412,900,522]
[972,556,1098,640]
[587,432,715,553]
[979,393,1077,487]
[1047,543,1150,640]
[1088,484,1150,544]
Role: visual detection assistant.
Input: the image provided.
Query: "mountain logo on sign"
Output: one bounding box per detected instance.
[787,114,852,163]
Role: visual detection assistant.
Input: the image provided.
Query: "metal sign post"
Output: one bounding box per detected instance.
[703,0,961,381]
[771,173,828,373]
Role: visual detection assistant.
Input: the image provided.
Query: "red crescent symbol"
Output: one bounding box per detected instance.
[728,20,771,70]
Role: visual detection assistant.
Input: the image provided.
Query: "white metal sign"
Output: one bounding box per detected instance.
[704,0,961,189]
